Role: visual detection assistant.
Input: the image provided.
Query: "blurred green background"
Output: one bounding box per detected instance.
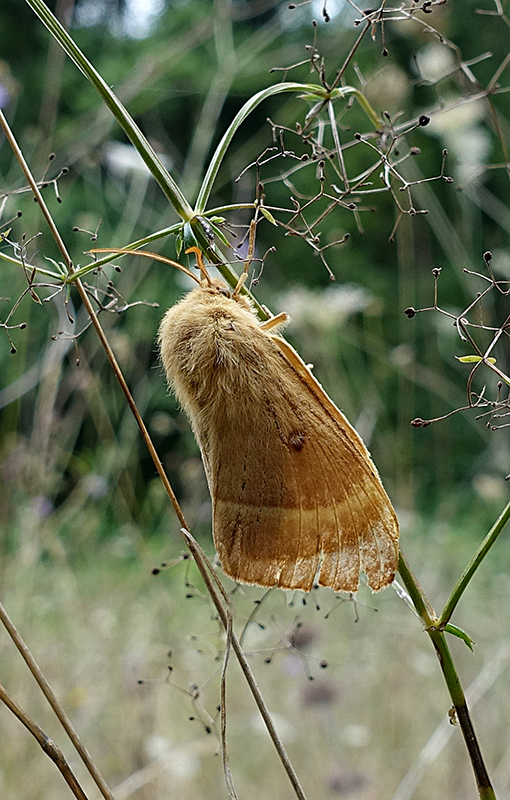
[1,1,510,798]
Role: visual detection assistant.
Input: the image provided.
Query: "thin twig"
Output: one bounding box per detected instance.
[182,530,308,800]
[0,682,89,800]
[0,601,115,800]
[220,602,238,800]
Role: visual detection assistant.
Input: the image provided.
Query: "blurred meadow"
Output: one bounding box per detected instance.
[1,1,510,798]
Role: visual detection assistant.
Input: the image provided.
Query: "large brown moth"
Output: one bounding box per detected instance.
[157,247,399,594]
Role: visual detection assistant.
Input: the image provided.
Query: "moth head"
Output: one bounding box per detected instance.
[188,249,253,312]
[201,278,231,298]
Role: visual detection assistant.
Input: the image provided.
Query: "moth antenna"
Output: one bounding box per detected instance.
[88,247,201,286]
[185,246,213,287]
[233,217,256,297]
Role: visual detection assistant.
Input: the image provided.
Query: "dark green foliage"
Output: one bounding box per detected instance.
[1,0,509,560]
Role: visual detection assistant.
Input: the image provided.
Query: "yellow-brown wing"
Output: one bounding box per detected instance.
[209,335,399,593]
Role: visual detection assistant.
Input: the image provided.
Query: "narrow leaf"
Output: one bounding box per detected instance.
[444,623,475,651]
[456,355,496,364]
[207,221,231,249]
[260,207,278,227]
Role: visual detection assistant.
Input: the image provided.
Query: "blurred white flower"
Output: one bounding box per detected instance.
[124,0,165,39]
[150,411,177,437]
[344,724,371,748]
[365,65,410,110]
[251,710,296,742]
[84,474,109,500]
[427,97,486,136]
[279,284,373,331]
[473,474,507,501]
[414,43,456,84]
[390,343,415,368]
[103,141,172,177]
[144,736,199,778]
[427,99,490,183]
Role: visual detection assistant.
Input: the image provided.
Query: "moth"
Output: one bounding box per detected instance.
[158,248,399,594]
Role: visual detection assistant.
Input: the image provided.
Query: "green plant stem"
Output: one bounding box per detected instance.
[0,249,61,278]
[195,83,381,213]
[25,0,194,221]
[67,223,184,282]
[428,631,494,800]
[397,549,436,626]
[439,498,510,626]
[397,550,496,800]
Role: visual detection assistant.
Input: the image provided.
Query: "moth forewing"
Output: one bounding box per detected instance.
[270,335,399,591]
[158,277,399,594]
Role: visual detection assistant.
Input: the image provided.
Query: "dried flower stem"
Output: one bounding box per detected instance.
[0,600,114,800]
[0,681,89,800]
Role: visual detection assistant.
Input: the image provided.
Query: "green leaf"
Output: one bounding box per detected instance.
[444,623,476,651]
[456,355,496,364]
[299,92,328,104]
[260,207,278,227]
[194,82,380,213]
[45,256,68,277]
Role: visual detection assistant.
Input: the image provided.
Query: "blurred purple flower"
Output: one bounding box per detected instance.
[0,83,10,108]
[31,496,54,518]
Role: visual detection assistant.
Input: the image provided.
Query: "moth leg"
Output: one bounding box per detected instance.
[260,312,289,332]
[233,270,248,296]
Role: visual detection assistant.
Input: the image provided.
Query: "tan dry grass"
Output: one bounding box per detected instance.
[1,517,510,800]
